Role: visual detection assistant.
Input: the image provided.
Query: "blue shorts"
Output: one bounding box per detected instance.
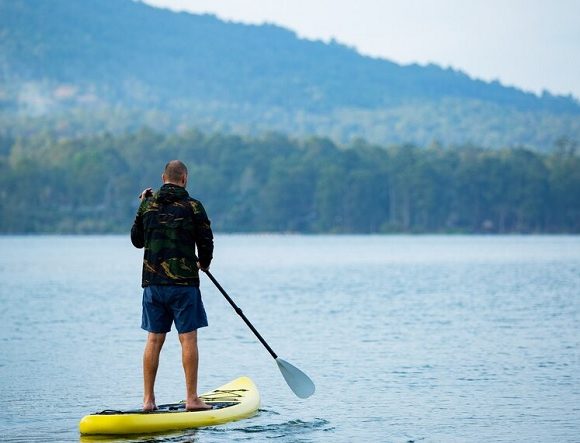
[141,285,208,334]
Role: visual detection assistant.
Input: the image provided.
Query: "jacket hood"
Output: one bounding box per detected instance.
[156,183,189,204]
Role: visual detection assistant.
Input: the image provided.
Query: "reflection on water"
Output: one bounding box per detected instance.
[0,235,579,442]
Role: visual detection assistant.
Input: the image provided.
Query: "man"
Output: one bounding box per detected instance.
[131,160,214,411]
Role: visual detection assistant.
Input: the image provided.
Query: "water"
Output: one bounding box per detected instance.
[0,235,579,442]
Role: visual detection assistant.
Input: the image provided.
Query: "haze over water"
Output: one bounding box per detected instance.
[1,235,578,442]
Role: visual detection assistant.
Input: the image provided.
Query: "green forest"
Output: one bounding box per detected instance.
[1,130,578,234]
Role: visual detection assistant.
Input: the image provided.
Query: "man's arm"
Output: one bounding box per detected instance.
[191,200,214,269]
[131,196,149,249]
[131,216,144,248]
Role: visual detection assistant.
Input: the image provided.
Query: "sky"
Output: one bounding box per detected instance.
[142,0,580,100]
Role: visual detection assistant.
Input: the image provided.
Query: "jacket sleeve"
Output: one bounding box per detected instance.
[130,201,146,249]
[191,200,214,268]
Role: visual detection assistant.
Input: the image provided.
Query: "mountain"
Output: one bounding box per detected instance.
[1,0,579,148]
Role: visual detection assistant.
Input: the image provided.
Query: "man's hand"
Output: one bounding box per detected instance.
[197,261,209,272]
[139,188,153,201]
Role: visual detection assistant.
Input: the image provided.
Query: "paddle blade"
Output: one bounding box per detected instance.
[276,357,315,399]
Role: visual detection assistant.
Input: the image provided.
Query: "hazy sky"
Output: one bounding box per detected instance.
[142,0,580,99]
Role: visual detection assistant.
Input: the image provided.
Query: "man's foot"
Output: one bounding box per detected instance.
[143,400,157,412]
[186,397,212,411]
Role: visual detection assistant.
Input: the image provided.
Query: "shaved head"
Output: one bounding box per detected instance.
[163,160,188,185]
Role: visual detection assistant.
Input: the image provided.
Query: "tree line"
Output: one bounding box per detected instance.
[0,129,578,234]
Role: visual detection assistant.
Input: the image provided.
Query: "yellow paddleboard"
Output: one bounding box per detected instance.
[79,376,259,435]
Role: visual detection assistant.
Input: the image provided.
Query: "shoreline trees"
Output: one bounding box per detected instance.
[0,130,578,234]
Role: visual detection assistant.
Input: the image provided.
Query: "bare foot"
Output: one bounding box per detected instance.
[143,400,157,412]
[186,397,212,411]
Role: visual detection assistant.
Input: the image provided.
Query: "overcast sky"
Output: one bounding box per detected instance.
[143,0,580,99]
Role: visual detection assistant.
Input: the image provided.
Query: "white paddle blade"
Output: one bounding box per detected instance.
[276,357,315,399]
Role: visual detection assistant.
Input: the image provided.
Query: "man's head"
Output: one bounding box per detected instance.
[163,160,188,187]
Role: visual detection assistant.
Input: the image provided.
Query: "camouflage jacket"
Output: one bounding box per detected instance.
[131,184,214,287]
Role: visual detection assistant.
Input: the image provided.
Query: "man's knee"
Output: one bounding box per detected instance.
[147,332,166,348]
[178,330,197,345]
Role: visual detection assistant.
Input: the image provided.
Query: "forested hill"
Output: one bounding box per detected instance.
[1,0,579,149]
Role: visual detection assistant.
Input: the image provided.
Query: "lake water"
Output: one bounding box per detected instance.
[0,235,579,442]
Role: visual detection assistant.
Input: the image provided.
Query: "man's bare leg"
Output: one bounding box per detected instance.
[143,332,166,411]
[179,330,211,410]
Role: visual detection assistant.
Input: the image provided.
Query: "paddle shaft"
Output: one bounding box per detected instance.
[203,269,279,360]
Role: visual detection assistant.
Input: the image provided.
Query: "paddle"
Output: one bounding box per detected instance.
[202,268,315,399]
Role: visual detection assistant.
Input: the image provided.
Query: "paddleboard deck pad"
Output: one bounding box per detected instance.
[79,377,260,435]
